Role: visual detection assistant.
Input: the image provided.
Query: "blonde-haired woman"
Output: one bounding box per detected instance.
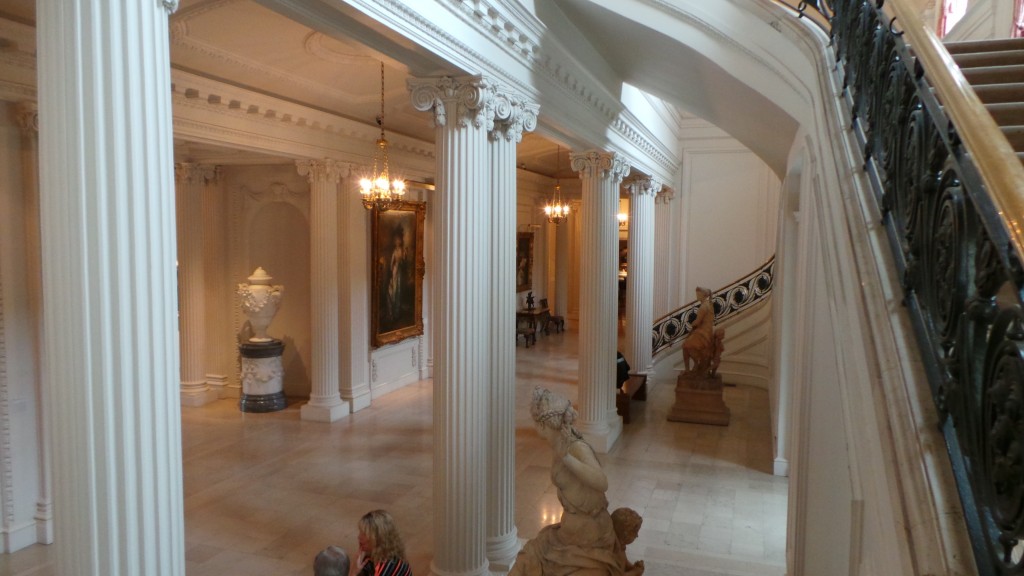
[355,509,412,576]
[510,386,622,575]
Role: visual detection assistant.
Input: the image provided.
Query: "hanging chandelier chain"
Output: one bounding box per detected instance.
[359,60,406,212]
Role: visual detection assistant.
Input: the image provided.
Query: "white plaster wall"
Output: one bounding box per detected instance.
[944,0,1015,40]
[0,100,42,552]
[790,227,854,575]
[679,145,779,300]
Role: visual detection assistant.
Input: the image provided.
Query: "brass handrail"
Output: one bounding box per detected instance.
[885,0,1024,254]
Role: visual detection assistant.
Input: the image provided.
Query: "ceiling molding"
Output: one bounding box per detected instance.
[337,0,680,179]
[171,69,435,175]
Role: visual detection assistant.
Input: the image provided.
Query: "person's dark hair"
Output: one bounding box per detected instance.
[314,545,350,576]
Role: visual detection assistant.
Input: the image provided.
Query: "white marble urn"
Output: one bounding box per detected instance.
[237,267,284,342]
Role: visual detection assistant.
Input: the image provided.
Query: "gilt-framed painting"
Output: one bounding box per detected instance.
[516,232,534,293]
[371,201,426,348]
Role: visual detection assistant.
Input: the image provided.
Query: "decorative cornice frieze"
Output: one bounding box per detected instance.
[408,76,496,129]
[570,150,630,184]
[296,159,347,183]
[169,73,435,164]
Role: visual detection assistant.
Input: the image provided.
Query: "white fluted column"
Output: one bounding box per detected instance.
[570,150,629,453]
[37,1,184,574]
[14,101,54,545]
[410,75,494,576]
[487,89,537,571]
[338,170,372,412]
[623,176,659,374]
[298,159,349,422]
[554,205,570,325]
[175,162,219,407]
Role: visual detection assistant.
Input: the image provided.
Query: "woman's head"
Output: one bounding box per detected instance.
[530,387,580,439]
[696,286,711,300]
[358,509,406,564]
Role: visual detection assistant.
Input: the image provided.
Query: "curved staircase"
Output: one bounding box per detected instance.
[945,37,1024,163]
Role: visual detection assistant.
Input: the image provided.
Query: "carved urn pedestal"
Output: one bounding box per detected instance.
[667,370,731,426]
[239,340,287,413]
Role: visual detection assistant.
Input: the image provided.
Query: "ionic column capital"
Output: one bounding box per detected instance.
[570,150,630,184]
[13,100,38,136]
[161,0,179,14]
[296,158,346,184]
[624,175,661,197]
[174,162,217,186]
[656,187,676,204]
[490,86,538,144]
[408,75,496,130]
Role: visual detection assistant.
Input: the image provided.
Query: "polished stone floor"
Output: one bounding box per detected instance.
[1,327,787,576]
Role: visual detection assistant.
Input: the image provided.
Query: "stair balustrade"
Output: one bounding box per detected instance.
[803,1,1024,573]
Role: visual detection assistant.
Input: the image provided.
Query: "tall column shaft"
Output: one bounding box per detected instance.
[410,76,494,576]
[554,214,570,322]
[571,150,629,453]
[338,172,372,412]
[14,101,53,544]
[624,177,658,373]
[486,91,537,571]
[37,1,185,574]
[175,163,218,407]
[298,159,348,422]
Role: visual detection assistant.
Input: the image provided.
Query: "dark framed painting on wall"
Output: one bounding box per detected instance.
[371,201,426,347]
[516,232,534,293]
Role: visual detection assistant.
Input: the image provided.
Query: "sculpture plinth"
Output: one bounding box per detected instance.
[239,340,286,413]
[667,371,730,426]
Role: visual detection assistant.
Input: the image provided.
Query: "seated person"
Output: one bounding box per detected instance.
[616,351,631,390]
[356,509,413,576]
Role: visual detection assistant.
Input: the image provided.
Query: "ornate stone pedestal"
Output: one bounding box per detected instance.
[667,371,730,426]
[239,340,286,413]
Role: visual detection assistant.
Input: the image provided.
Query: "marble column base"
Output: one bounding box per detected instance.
[180,385,219,407]
[239,340,286,413]
[300,400,349,423]
[577,418,623,454]
[668,372,731,426]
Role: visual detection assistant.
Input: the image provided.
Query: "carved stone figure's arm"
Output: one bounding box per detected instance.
[625,559,645,576]
[562,442,608,492]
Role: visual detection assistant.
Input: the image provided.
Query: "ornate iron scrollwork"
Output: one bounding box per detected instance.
[827,0,1024,572]
[651,258,775,356]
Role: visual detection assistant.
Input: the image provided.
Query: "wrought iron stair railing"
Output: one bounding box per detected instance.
[792,0,1024,573]
[651,258,775,357]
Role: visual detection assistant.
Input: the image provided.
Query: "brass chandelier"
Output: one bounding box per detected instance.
[543,145,570,224]
[359,61,406,211]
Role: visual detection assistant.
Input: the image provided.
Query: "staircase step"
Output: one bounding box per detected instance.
[1002,126,1024,151]
[945,38,1024,54]
[987,103,1024,126]
[972,83,1024,104]
[961,64,1024,85]
[952,49,1024,68]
